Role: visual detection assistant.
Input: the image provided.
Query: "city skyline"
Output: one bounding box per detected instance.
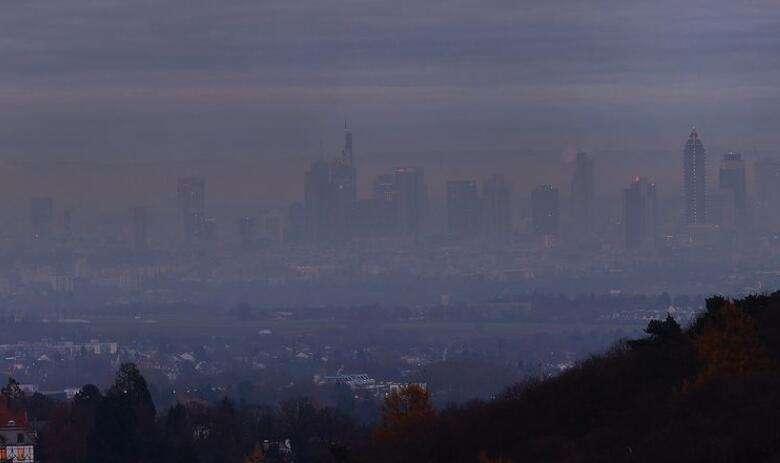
[3,126,776,235]
[0,3,778,462]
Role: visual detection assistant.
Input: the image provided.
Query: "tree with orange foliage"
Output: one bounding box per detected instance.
[243,445,264,463]
[372,385,436,462]
[691,301,774,385]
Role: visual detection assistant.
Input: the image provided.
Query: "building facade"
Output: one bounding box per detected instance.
[531,185,560,237]
[684,128,707,225]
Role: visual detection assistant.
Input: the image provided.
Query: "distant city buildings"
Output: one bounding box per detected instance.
[395,166,427,240]
[304,160,333,242]
[446,180,480,239]
[531,185,560,237]
[10,124,777,298]
[623,176,657,249]
[684,128,707,225]
[177,177,206,241]
[304,128,357,243]
[363,173,400,236]
[481,174,512,243]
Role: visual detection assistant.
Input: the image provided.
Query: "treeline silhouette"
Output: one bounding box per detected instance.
[12,293,780,462]
[369,293,780,462]
[19,364,367,463]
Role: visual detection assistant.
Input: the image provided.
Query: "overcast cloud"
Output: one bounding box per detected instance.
[0,0,778,161]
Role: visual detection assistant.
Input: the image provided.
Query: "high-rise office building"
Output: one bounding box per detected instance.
[303,128,357,243]
[570,152,595,234]
[30,197,54,240]
[177,177,206,241]
[330,161,357,239]
[361,174,400,236]
[331,124,357,239]
[684,128,707,224]
[342,122,353,165]
[482,174,512,243]
[754,158,780,232]
[719,152,748,227]
[446,180,480,239]
[304,160,333,242]
[372,174,398,202]
[531,185,559,237]
[395,167,426,240]
[623,176,657,249]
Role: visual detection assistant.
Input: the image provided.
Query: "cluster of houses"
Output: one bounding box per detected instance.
[316,372,426,399]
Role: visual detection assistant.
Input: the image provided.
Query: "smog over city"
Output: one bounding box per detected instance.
[0,2,779,462]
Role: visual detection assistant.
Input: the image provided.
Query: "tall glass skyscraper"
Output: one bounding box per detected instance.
[684,128,707,224]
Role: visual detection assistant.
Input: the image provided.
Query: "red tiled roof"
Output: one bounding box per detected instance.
[0,402,31,431]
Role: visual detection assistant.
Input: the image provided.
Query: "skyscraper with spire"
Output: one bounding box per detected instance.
[684,128,707,224]
[331,123,357,238]
[303,126,357,242]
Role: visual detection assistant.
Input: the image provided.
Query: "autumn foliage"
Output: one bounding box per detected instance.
[691,301,774,385]
[364,294,780,462]
[372,385,435,462]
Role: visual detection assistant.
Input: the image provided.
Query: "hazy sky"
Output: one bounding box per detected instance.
[0,0,778,162]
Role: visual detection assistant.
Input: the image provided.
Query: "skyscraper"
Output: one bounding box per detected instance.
[303,127,357,243]
[366,173,400,236]
[30,197,54,240]
[177,177,206,241]
[570,152,595,234]
[531,185,559,237]
[719,152,747,227]
[623,176,657,249]
[342,122,353,165]
[395,167,426,240]
[304,160,333,242]
[684,128,707,224]
[330,146,357,240]
[446,180,480,239]
[482,174,512,243]
[372,174,398,202]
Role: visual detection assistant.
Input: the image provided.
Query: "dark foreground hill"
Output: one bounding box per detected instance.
[18,293,780,462]
[370,293,780,463]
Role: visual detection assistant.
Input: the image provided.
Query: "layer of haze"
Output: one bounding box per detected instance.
[0,0,778,206]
